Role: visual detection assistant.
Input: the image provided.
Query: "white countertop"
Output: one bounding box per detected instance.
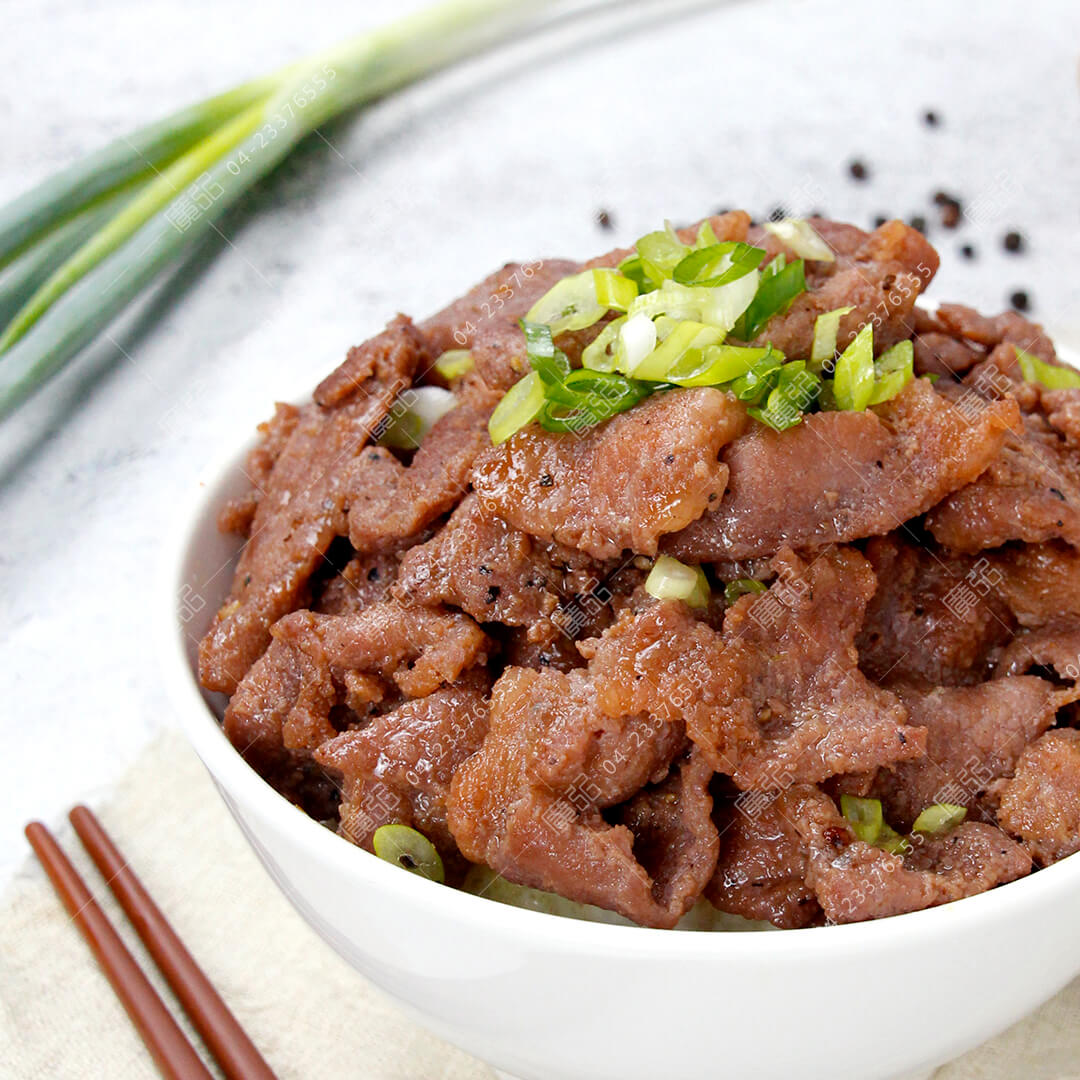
[2,0,1079,884]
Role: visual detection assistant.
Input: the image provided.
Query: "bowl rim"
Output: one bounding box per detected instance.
[158,343,1080,957]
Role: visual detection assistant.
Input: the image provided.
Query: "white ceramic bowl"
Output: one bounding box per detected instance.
[160,373,1080,1080]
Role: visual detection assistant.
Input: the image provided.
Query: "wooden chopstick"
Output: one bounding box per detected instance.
[68,805,278,1080]
[25,821,215,1080]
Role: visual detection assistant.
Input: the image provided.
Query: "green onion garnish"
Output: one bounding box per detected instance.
[636,225,690,287]
[372,823,445,883]
[592,268,639,312]
[523,269,607,338]
[433,348,474,380]
[1016,347,1080,390]
[911,803,967,835]
[875,822,912,856]
[730,348,785,405]
[762,218,835,262]
[810,305,855,370]
[831,323,876,411]
[868,339,915,405]
[748,361,821,431]
[672,241,766,288]
[521,319,573,393]
[732,257,807,340]
[645,555,710,608]
[537,369,649,433]
[840,795,884,844]
[376,386,456,450]
[488,370,545,445]
[723,578,766,604]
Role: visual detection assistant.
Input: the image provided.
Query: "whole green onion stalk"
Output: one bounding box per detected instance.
[0,0,560,419]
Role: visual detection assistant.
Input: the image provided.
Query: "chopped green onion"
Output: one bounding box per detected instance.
[592,268,638,311]
[635,227,689,287]
[876,823,912,856]
[665,344,776,387]
[372,823,445,883]
[628,276,759,336]
[1016,347,1080,390]
[748,362,821,431]
[617,253,652,294]
[376,386,456,449]
[810,305,855,370]
[832,323,875,411]
[581,315,626,372]
[695,219,720,247]
[672,242,766,288]
[524,269,606,337]
[912,803,967,835]
[645,555,710,608]
[615,312,659,374]
[488,370,545,444]
[723,578,766,604]
[840,795,884,844]
[763,218,835,262]
[629,320,725,380]
[537,370,649,432]
[732,258,807,340]
[868,339,914,405]
[730,348,784,405]
[433,348,474,380]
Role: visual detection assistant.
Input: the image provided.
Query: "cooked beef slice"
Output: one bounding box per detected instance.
[996,730,1080,864]
[421,259,581,391]
[472,388,745,559]
[990,541,1080,628]
[1043,389,1080,448]
[870,678,1064,829]
[926,414,1080,552]
[315,673,490,864]
[580,547,924,788]
[788,786,1030,923]
[394,493,618,634]
[740,220,938,357]
[858,535,1014,685]
[910,319,986,379]
[707,794,822,929]
[217,402,302,537]
[932,303,1057,364]
[996,622,1080,680]
[346,381,499,553]
[664,379,1018,561]
[446,666,709,928]
[314,314,434,409]
[926,345,1080,552]
[199,324,425,694]
[313,548,402,615]
[226,601,490,754]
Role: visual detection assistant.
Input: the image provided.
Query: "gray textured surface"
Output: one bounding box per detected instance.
[1,0,1078,882]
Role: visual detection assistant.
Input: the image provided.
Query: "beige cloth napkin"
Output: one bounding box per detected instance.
[1,730,1078,1079]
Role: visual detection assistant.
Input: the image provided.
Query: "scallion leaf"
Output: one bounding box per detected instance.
[723,578,766,604]
[376,386,457,449]
[809,305,855,371]
[730,348,784,405]
[524,269,607,337]
[732,257,806,340]
[868,339,914,405]
[645,555,710,609]
[635,228,689,287]
[372,823,444,883]
[762,218,835,262]
[629,320,725,380]
[665,343,776,387]
[488,370,545,445]
[592,268,638,311]
[911,803,967,835]
[672,242,766,288]
[840,795,884,844]
[748,362,821,431]
[433,348,474,380]
[832,323,875,411]
[1015,347,1080,390]
[537,370,649,432]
